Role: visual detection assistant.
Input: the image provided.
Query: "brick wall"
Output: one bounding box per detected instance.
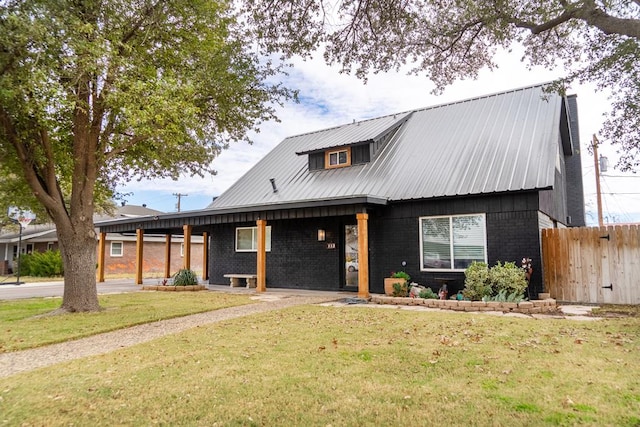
[101,240,204,277]
[209,192,544,295]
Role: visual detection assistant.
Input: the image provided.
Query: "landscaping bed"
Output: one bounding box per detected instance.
[371,294,557,314]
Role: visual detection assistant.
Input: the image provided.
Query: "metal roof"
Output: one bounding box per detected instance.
[209,84,566,211]
[294,112,412,154]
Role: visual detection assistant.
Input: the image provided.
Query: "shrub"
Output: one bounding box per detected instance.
[489,261,527,296]
[419,287,438,299]
[17,250,63,277]
[482,289,526,303]
[172,269,198,286]
[463,261,491,301]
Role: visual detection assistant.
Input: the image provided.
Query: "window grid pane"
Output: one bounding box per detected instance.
[422,217,451,269]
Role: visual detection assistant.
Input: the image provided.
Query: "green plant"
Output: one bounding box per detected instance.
[172,269,199,286]
[391,271,411,281]
[17,250,64,277]
[463,262,491,301]
[482,289,526,303]
[419,288,438,299]
[392,281,408,297]
[489,261,527,296]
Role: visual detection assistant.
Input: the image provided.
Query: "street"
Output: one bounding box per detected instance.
[0,278,146,300]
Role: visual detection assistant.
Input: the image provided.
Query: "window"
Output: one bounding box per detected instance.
[420,214,486,270]
[110,241,123,257]
[180,243,184,257]
[47,242,54,251]
[325,148,351,169]
[235,226,272,252]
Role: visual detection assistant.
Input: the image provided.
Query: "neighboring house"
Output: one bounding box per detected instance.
[97,84,585,296]
[0,204,203,276]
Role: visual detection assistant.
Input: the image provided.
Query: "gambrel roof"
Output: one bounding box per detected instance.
[208,84,571,212]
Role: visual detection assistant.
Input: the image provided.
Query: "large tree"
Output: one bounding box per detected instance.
[0,0,291,311]
[244,0,640,170]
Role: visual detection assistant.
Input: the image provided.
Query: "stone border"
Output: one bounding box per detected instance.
[141,285,207,292]
[370,295,557,314]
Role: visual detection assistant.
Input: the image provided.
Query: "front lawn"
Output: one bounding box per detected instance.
[0,292,253,352]
[1,306,638,426]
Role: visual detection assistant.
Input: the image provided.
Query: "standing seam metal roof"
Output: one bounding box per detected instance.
[209,84,565,210]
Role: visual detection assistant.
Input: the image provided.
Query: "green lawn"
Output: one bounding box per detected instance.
[0,292,253,352]
[1,305,638,426]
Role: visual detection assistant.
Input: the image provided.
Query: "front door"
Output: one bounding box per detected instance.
[344,224,358,288]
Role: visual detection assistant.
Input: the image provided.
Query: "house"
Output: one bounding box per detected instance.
[0,204,203,277]
[96,84,585,296]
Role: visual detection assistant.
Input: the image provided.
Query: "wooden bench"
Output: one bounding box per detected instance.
[223,274,257,288]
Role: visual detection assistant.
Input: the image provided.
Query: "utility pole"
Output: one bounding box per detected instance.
[173,193,188,212]
[592,134,604,227]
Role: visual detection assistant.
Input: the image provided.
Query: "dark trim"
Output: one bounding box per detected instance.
[97,196,389,233]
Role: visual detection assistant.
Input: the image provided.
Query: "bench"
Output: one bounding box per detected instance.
[223,274,257,288]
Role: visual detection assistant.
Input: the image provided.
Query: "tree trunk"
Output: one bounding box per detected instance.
[57,220,101,312]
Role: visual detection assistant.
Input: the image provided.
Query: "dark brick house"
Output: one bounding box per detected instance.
[98,84,585,296]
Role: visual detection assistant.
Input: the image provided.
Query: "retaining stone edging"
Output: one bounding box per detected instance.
[370,295,557,314]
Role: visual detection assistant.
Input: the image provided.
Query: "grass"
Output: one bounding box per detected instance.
[1,305,639,426]
[0,292,253,352]
[592,304,640,317]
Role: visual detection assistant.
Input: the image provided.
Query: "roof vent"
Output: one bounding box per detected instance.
[269,178,278,193]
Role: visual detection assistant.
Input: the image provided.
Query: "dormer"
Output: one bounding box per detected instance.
[296,112,413,171]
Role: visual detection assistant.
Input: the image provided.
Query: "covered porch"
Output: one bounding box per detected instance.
[96,197,387,299]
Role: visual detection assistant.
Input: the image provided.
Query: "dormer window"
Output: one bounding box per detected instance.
[326,148,351,169]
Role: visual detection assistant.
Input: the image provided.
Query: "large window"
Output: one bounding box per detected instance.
[236,226,272,252]
[420,214,486,270]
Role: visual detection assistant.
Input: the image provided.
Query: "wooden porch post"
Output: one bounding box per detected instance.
[135,228,144,285]
[256,219,266,292]
[356,213,370,299]
[202,231,209,280]
[97,232,106,283]
[164,234,172,278]
[183,224,192,270]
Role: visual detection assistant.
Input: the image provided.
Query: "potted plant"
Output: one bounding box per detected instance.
[384,271,410,296]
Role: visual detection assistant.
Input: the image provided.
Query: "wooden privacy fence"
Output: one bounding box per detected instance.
[542,225,640,304]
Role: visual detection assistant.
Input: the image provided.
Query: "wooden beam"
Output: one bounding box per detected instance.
[356,213,370,299]
[183,224,192,270]
[256,219,267,292]
[97,232,106,283]
[164,234,172,278]
[135,228,144,285]
[202,231,209,280]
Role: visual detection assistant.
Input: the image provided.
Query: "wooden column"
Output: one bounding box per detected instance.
[183,224,192,270]
[202,231,209,280]
[164,234,172,278]
[356,213,370,299]
[256,219,267,292]
[135,228,144,285]
[97,232,106,283]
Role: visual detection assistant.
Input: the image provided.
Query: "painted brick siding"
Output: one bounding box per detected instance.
[209,217,345,290]
[101,241,204,277]
[370,193,543,296]
[208,192,545,296]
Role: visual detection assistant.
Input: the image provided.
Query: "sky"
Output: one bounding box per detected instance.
[119,47,640,225]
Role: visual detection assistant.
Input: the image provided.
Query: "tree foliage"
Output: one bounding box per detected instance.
[0,0,292,311]
[244,0,640,170]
